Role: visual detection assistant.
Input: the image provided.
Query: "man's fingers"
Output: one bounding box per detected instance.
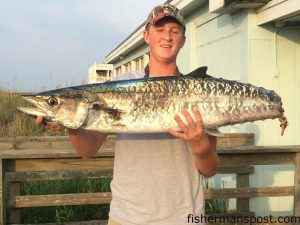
[35,116,64,133]
[174,114,189,134]
[193,107,203,127]
[35,116,44,125]
[45,123,64,133]
[167,128,185,140]
[181,109,196,129]
[52,125,63,132]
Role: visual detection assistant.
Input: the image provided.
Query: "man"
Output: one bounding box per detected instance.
[37,3,219,225]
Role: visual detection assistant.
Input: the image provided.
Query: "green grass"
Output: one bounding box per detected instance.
[7,178,112,223]
[0,91,65,137]
[204,179,229,214]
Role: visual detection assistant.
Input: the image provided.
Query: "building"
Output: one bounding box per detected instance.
[104,0,300,216]
[88,63,113,84]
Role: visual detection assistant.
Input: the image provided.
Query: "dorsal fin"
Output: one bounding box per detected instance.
[186,66,212,78]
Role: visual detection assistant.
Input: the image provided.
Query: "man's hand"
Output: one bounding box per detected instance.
[167,107,219,177]
[35,116,64,134]
[167,107,210,154]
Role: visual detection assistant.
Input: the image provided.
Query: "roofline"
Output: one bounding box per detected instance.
[104,22,145,64]
[104,0,207,64]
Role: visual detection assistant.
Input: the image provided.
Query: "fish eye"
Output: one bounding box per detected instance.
[47,97,58,106]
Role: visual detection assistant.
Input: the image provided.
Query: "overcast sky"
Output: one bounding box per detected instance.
[0,0,164,92]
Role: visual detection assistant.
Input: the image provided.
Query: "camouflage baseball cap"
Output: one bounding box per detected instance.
[145,3,185,29]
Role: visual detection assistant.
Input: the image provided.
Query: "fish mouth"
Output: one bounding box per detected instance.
[17,94,54,119]
[21,94,41,105]
[17,106,48,117]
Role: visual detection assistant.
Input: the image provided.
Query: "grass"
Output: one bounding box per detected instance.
[7,178,111,223]
[0,91,64,137]
[21,178,111,223]
[204,179,229,214]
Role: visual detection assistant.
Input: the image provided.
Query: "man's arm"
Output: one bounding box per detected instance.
[36,116,107,159]
[68,129,108,159]
[191,134,218,177]
[167,107,219,177]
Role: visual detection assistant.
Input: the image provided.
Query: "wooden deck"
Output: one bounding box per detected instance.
[0,134,299,224]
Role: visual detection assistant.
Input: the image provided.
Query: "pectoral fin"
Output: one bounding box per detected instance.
[90,102,123,121]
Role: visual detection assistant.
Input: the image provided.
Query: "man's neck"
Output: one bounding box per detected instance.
[148,60,179,77]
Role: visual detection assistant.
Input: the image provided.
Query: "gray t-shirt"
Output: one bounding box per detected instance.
[109,71,204,225]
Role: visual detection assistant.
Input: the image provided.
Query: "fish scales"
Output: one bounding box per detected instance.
[17,67,288,135]
[95,77,269,131]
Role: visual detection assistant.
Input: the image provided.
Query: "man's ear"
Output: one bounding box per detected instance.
[143,30,150,44]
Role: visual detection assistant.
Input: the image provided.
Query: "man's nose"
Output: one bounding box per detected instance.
[162,31,172,41]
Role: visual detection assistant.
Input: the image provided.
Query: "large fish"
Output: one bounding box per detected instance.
[17,67,288,135]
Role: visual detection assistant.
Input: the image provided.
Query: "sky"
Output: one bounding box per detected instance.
[0,0,164,92]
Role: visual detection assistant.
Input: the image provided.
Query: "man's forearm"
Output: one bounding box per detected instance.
[194,148,219,177]
[193,135,219,177]
[68,129,108,159]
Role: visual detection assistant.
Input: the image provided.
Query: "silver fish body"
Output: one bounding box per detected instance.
[17,67,288,135]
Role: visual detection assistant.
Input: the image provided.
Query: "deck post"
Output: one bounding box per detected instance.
[0,159,6,224]
[236,173,250,213]
[10,181,21,223]
[294,152,300,224]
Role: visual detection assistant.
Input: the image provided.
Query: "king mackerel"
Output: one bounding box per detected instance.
[18,67,288,135]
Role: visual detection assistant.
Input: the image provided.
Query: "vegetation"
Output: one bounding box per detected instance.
[0,91,64,137]
[204,179,229,214]
[7,178,111,223]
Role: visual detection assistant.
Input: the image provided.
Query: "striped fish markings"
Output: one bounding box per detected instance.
[18,67,288,135]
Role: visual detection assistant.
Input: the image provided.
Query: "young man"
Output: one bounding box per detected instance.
[37,4,218,225]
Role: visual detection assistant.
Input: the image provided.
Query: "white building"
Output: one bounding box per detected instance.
[88,63,113,83]
[104,0,300,216]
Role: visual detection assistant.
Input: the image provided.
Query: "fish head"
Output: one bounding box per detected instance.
[17,88,90,129]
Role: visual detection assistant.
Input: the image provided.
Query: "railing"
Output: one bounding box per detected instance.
[0,134,299,225]
[3,149,113,225]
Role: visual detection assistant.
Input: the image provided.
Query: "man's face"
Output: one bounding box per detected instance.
[144,17,185,63]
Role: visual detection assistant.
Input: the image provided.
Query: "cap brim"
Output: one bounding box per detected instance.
[150,13,185,28]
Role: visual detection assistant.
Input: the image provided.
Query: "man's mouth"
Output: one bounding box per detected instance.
[161,44,172,48]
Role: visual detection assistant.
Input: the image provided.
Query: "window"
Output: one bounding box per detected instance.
[135,57,144,70]
[115,66,122,75]
[124,63,131,72]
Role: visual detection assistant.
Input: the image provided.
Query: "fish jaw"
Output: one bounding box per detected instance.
[18,95,55,119]
[17,106,48,118]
